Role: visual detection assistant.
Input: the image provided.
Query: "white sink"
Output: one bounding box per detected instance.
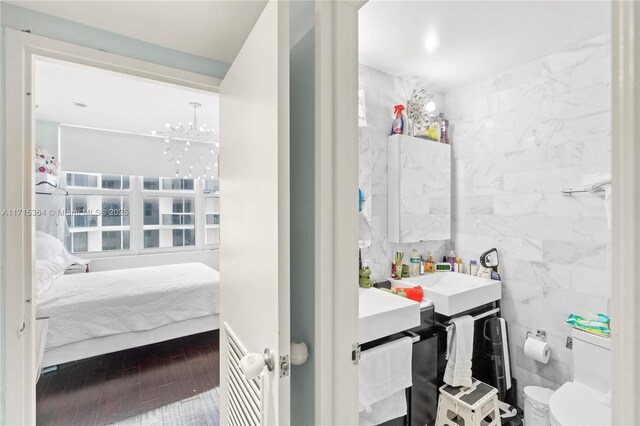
[390,273,501,316]
[359,287,420,344]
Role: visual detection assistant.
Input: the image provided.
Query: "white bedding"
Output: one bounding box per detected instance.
[37,262,219,349]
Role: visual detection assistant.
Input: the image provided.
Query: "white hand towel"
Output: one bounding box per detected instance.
[358,336,412,422]
[359,390,407,426]
[444,315,474,388]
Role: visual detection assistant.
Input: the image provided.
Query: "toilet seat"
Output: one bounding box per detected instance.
[549,382,610,426]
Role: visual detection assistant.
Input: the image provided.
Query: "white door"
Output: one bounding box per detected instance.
[219,0,290,425]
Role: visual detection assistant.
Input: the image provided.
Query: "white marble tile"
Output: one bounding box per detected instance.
[543,286,608,316]
[502,280,544,307]
[543,240,608,267]
[570,266,611,297]
[494,194,543,215]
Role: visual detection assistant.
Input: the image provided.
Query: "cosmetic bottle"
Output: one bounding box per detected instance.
[469,260,479,276]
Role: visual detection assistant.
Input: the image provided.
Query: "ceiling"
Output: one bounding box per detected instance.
[35,59,219,137]
[9,1,268,64]
[359,0,610,92]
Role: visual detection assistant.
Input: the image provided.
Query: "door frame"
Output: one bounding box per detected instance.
[2,28,221,425]
[611,2,640,423]
[314,1,366,424]
[318,0,640,424]
[3,6,369,423]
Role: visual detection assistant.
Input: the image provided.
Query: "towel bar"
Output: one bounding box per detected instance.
[562,188,605,196]
[443,308,500,332]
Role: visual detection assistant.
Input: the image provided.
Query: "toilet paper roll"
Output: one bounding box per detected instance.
[524,337,551,364]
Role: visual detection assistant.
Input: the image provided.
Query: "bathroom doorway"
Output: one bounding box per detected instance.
[356,1,625,424]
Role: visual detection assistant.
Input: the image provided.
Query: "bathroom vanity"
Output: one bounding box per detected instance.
[358,273,508,425]
[359,287,441,426]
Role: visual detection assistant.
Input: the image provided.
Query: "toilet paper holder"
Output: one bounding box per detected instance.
[526,329,547,341]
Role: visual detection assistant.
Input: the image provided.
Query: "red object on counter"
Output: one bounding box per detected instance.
[404,286,423,302]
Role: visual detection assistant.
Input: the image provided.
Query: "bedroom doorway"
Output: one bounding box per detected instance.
[32,58,222,425]
[33,59,220,425]
[4,0,365,424]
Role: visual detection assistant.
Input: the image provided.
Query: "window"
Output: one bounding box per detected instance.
[102,230,130,251]
[203,178,220,194]
[205,196,220,245]
[142,191,195,248]
[144,230,159,248]
[66,172,98,188]
[64,173,219,255]
[101,175,130,190]
[70,232,88,253]
[66,195,99,228]
[162,178,194,191]
[65,173,132,254]
[173,229,195,247]
[143,177,160,190]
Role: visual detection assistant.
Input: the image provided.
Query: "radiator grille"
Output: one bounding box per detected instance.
[225,323,263,426]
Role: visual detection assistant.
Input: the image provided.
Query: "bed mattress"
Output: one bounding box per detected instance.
[37,262,220,349]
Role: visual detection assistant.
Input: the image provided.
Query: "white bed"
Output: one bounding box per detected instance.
[37,262,220,367]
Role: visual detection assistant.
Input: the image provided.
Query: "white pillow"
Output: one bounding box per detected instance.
[35,259,65,297]
[36,231,88,268]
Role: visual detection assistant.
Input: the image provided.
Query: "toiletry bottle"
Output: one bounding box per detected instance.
[446,250,456,271]
[391,105,405,135]
[439,113,449,144]
[469,260,479,276]
[455,257,463,273]
[419,255,425,275]
[425,251,435,273]
[409,249,420,277]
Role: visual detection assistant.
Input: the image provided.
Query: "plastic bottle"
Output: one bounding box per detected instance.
[391,105,405,135]
[439,113,449,144]
[455,257,463,273]
[409,249,420,277]
[446,250,456,271]
[469,260,479,276]
[425,251,435,273]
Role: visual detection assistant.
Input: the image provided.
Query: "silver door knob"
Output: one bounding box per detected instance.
[240,348,275,381]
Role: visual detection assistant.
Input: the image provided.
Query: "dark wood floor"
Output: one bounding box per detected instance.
[36,330,220,426]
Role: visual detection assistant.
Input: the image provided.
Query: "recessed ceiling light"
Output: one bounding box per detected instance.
[72,102,88,108]
[424,32,439,54]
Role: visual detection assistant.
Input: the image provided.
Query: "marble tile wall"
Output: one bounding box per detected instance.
[359,64,450,281]
[445,34,611,404]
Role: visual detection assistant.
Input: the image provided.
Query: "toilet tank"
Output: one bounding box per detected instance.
[572,328,611,393]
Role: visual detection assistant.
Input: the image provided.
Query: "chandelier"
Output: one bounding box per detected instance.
[151,102,219,179]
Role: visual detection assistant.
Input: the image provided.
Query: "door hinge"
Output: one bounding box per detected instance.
[279,355,290,378]
[352,343,361,365]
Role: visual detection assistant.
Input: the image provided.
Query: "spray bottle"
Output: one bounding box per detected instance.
[390,104,405,135]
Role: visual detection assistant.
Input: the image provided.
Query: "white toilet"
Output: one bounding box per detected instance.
[548,328,611,426]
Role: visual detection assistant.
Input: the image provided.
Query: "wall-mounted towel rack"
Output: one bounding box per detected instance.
[562,188,605,196]
[444,307,500,332]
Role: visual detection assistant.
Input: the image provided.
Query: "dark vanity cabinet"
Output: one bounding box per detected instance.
[407,330,439,426]
[368,305,442,426]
